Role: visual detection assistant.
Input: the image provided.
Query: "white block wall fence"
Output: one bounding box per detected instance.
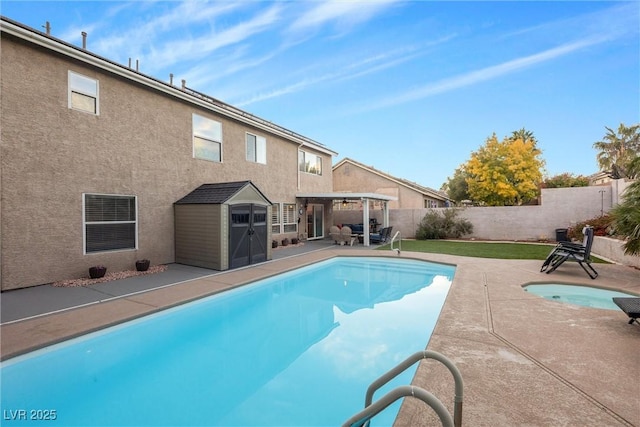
[333,179,639,267]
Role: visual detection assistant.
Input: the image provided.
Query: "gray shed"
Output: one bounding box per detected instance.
[174,181,272,270]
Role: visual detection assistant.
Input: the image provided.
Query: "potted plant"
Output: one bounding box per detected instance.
[291,237,299,245]
[135,259,150,272]
[89,265,107,279]
[281,238,290,246]
[272,240,278,248]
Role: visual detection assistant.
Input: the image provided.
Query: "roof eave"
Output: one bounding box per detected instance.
[0,17,337,157]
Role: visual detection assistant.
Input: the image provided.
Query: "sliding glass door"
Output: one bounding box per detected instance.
[306,204,324,240]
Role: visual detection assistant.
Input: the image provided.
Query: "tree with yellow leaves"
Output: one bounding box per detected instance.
[465,132,545,206]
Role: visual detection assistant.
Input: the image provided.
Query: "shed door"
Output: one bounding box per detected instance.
[229,204,267,268]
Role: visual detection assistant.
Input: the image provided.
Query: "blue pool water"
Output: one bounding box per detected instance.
[1,257,455,426]
[523,284,635,310]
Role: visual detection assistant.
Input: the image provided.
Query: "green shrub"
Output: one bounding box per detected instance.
[567,214,613,241]
[609,157,640,255]
[415,209,473,240]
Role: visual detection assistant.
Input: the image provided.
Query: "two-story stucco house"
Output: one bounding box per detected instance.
[0,17,344,290]
[333,158,451,209]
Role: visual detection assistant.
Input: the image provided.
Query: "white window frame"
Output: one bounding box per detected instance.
[246,132,267,164]
[282,203,298,233]
[193,114,223,162]
[272,203,281,234]
[68,70,99,115]
[83,193,137,254]
[298,150,322,175]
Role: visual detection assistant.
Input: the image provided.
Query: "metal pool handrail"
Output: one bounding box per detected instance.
[390,230,401,254]
[354,350,463,427]
[341,385,454,427]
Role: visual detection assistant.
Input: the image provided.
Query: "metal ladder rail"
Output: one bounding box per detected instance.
[390,230,401,254]
[341,385,454,427]
[364,350,463,427]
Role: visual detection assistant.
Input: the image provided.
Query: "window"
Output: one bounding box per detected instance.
[193,114,222,162]
[271,204,281,234]
[246,133,266,164]
[84,194,137,253]
[298,151,322,175]
[69,71,99,114]
[283,203,297,233]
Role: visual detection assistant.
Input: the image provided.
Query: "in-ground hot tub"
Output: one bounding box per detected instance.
[523,283,637,310]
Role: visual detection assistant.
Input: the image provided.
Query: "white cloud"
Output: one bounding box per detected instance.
[143,4,282,68]
[234,34,456,107]
[355,36,609,113]
[289,0,403,33]
[79,1,278,74]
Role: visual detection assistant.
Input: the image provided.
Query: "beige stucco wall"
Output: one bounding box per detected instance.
[592,236,640,268]
[0,34,332,289]
[333,162,441,208]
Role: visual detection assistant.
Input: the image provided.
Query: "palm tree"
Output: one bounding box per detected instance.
[592,123,640,179]
[510,128,537,144]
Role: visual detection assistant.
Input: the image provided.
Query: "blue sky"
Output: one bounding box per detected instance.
[2,1,638,189]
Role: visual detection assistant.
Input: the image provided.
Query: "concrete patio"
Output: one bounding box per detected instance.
[1,241,638,426]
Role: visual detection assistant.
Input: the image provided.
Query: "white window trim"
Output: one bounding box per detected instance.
[82,193,138,255]
[246,132,267,164]
[272,203,282,234]
[68,70,99,115]
[192,113,223,162]
[298,150,322,176]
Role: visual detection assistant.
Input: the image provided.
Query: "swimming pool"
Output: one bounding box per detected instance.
[1,257,455,426]
[523,284,636,310]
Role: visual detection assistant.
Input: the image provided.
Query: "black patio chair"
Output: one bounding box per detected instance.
[540,226,598,279]
[370,226,393,244]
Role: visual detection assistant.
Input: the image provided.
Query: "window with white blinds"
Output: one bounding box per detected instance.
[272,203,281,234]
[84,194,137,253]
[283,203,297,233]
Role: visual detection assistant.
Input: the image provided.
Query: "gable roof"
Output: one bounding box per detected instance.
[175,181,271,205]
[0,16,337,157]
[333,157,450,201]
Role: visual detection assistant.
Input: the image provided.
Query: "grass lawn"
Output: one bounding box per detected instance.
[377,239,608,263]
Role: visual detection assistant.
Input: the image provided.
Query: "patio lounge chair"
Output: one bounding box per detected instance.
[612,297,640,325]
[540,225,592,273]
[540,226,598,279]
[371,226,393,244]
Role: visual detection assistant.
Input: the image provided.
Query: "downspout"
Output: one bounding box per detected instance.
[297,143,303,190]
[297,142,304,239]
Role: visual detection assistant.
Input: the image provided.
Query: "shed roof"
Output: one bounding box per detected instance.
[175,181,270,205]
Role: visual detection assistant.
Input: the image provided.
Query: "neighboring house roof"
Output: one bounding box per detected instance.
[588,170,612,185]
[0,16,337,157]
[333,157,450,201]
[175,181,271,205]
[295,192,397,202]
